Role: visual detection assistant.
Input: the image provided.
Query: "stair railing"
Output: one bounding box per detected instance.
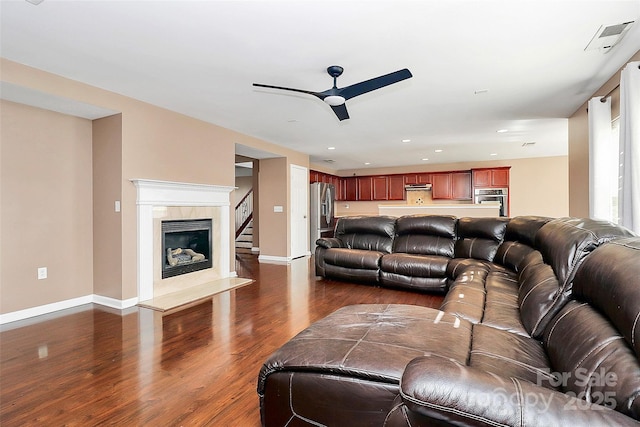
[235,189,253,238]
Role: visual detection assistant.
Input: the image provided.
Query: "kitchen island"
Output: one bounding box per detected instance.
[378,203,501,218]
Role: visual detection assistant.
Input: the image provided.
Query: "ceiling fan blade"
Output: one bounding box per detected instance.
[331,104,350,121]
[338,69,412,101]
[252,83,324,99]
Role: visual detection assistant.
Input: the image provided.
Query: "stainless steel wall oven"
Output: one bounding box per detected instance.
[474,188,508,217]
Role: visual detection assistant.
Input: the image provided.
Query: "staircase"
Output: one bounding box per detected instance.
[235,219,254,254]
[235,189,255,255]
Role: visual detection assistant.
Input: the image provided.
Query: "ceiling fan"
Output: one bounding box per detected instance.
[253,66,412,121]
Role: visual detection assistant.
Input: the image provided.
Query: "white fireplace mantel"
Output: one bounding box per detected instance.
[131,179,236,301]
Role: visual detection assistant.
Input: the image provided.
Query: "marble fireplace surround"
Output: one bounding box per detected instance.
[131,179,236,302]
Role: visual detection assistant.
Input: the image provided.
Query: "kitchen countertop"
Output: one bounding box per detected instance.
[378,203,501,218]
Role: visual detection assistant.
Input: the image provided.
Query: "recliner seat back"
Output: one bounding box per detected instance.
[454,217,509,261]
[542,238,640,420]
[334,216,397,254]
[392,215,457,257]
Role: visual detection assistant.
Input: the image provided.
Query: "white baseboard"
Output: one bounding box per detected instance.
[1,294,139,325]
[0,295,94,325]
[92,295,139,310]
[258,255,290,264]
[258,253,310,264]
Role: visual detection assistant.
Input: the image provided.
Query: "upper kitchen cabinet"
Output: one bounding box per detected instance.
[388,175,405,200]
[357,176,373,201]
[472,167,510,188]
[403,173,432,185]
[432,171,472,200]
[344,177,357,201]
[372,176,388,200]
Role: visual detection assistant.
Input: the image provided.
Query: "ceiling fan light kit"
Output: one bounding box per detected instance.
[253,65,412,121]
[324,95,346,106]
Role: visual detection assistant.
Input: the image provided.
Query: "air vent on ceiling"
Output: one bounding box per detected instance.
[323,159,335,164]
[585,21,634,52]
[522,142,536,147]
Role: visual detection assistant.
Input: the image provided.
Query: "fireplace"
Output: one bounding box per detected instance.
[161,219,213,279]
[132,179,234,302]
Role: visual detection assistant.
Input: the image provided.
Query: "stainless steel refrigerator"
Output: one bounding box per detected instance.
[310,182,336,252]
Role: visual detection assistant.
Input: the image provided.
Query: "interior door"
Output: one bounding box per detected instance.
[290,164,309,259]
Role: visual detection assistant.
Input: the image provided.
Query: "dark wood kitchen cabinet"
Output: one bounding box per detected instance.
[451,172,472,199]
[372,176,388,200]
[472,167,510,188]
[431,173,452,199]
[388,175,405,200]
[344,177,357,201]
[432,171,472,200]
[357,177,373,201]
[403,173,432,185]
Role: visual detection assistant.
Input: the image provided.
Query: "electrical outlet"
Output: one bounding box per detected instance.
[37,267,47,280]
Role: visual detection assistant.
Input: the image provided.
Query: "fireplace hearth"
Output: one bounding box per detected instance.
[162,219,213,279]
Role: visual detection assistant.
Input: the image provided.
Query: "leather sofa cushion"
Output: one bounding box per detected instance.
[470,324,557,389]
[518,260,563,339]
[544,300,640,420]
[494,241,538,273]
[572,238,640,357]
[379,273,448,293]
[334,215,397,253]
[395,214,457,238]
[380,253,448,277]
[535,217,635,289]
[454,217,509,261]
[398,355,640,427]
[324,264,381,283]
[503,215,551,246]
[392,215,456,257]
[258,304,473,395]
[440,265,488,324]
[446,258,490,279]
[324,248,384,269]
[481,271,528,336]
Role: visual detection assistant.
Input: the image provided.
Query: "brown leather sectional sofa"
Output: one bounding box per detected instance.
[258,215,640,426]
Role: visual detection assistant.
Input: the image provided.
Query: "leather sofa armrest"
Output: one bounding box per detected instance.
[399,355,638,427]
[316,237,344,249]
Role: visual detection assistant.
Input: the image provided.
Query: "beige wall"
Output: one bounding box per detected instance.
[1,101,94,313]
[333,156,569,218]
[258,157,288,258]
[234,176,253,206]
[92,114,123,300]
[1,58,308,313]
[568,50,640,217]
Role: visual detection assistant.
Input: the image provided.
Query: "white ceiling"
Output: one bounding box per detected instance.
[1,0,639,170]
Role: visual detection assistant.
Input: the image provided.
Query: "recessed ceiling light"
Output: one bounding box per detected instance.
[421,158,429,161]
[434,149,443,153]
[497,129,508,133]
[490,153,498,156]
[364,162,371,165]
[401,139,411,143]
[327,147,336,150]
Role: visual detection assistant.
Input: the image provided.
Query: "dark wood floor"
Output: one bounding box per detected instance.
[0,255,444,426]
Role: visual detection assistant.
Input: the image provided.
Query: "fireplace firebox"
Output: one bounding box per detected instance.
[161,219,213,279]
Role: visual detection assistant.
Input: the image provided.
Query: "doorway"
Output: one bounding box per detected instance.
[290,164,309,259]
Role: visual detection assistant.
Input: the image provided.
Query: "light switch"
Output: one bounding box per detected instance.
[273,205,283,213]
[115,201,121,212]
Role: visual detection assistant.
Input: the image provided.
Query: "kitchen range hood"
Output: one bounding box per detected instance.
[404,183,432,190]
